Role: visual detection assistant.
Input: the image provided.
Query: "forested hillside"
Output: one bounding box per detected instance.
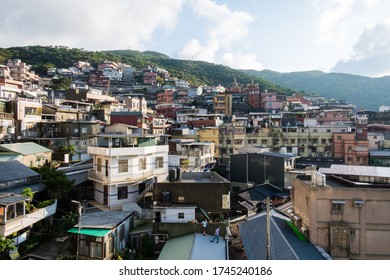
[0,46,290,94]
[243,69,390,110]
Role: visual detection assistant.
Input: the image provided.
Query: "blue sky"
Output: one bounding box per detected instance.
[1,0,390,77]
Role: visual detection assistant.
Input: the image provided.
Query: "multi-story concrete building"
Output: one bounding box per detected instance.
[213,92,232,117]
[218,123,246,163]
[261,91,283,112]
[198,127,220,158]
[168,139,214,171]
[333,133,369,165]
[6,59,39,83]
[291,165,390,259]
[0,77,24,100]
[157,88,174,105]
[0,100,15,142]
[367,132,385,150]
[65,88,115,104]
[122,96,147,114]
[11,97,42,139]
[87,134,169,211]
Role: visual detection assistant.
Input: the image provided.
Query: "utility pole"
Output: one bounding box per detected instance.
[71,200,82,260]
[266,197,271,260]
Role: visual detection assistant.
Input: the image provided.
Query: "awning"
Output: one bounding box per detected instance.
[68,227,111,237]
[332,200,346,204]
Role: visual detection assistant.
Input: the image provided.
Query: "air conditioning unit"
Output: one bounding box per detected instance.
[353,200,364,208]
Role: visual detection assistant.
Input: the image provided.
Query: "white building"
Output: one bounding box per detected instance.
[168,139,215,171]
[87,134,169,212]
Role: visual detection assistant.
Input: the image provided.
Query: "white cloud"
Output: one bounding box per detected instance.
[222,52,263,70]
[0,0,185,50]
[331,21,390,76]
[189,0,254,46]
[311,0,356,43]
[177,38,219,62]
[177,0,257,66]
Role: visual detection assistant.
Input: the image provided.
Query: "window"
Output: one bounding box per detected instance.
[118,186,128,200]
[118,160,128,173]
[0,206,5,223]
[139,158,147,170]
[6,204,15,221]
[337,135,342,140]
[155,157,164,168]
[178,196,185,203]
[97,158,102,172]
[178,212,184,219]
[332,201,345,214]
[82,127,87,133]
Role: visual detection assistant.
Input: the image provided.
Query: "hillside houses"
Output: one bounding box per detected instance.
[0,54,389,260]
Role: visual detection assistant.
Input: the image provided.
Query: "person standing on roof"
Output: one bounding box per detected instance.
[210,226,220,243]
[201,219,208,236]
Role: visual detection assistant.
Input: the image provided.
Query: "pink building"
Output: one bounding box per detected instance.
[261,91,283,112]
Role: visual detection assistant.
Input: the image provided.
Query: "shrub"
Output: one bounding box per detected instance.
[36,199,55,209]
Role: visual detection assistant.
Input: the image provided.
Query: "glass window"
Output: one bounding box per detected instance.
[155,157,164,168]
[16,202,24,217]
[118,186,128,200]
[0,206,4,223]
[332,202,344,214]
[6,204,15,221]
[118,160,128,173]
[178,212,184,219]
[139,158,147,170]
[97,158,102,172]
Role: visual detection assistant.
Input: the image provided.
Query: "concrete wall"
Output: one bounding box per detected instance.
[293,176,390,259]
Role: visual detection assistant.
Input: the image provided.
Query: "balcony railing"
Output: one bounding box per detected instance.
[0,200,57,237]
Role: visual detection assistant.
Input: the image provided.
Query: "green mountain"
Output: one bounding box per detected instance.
[242,69,390,111]
[3,46,387,111]
[0,46,289,94]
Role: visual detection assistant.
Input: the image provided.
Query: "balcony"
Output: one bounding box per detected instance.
[88,168,167,185]
[0,200,57,237]
[87,145,168,157]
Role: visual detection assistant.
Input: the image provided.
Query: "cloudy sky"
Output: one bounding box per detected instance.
[1,0,390,77]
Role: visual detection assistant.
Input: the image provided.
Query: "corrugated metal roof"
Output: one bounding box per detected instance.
[158,233,227,260]
[73,211,134,229]
[0,161,39,184]
[0,194,29,205]
[68,228,111,237]
[0,142,52,155]
[239,210,326,260]
[0,154,21,162]
[370,150,390,157]
[319,164,390,178]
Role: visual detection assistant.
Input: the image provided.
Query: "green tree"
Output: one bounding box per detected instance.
[59,145,76,161]
[0,236,15,254]
[31,166,75,201]
[22,187,35,213]
[50,77,72,90]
